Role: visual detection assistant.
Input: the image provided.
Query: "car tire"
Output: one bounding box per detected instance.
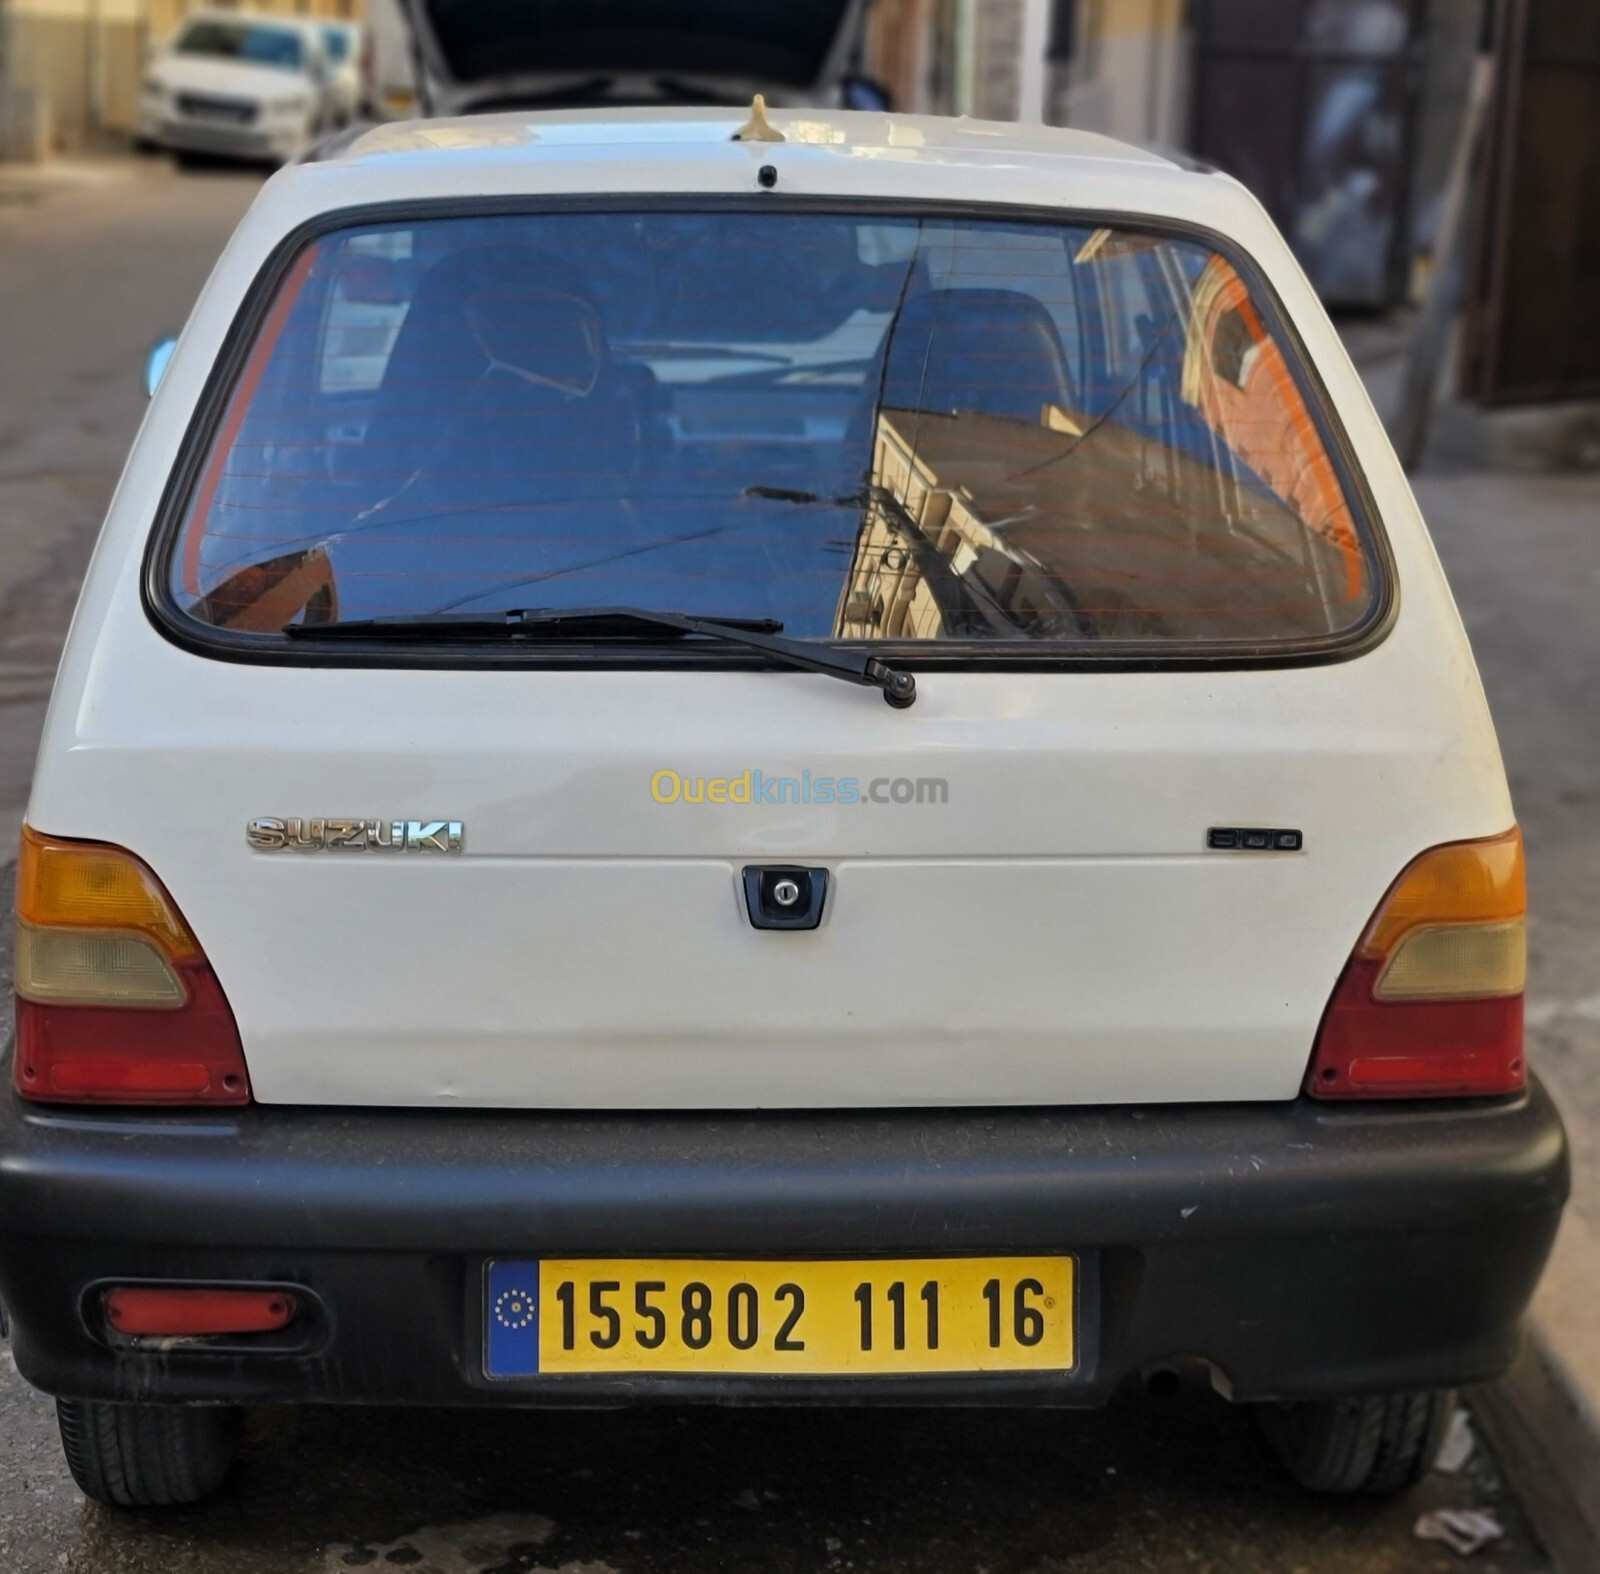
[56,1398,239,1507]
[1257,1389,1454,1494]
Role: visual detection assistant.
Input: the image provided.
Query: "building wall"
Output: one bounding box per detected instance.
[5,0,145,141]
[1048,0,1189,148]
[971,0,1025,119]
[864,0,945,114]
[1409,0,1481,262]
[2,0,359,152]
[868,0,1045,122]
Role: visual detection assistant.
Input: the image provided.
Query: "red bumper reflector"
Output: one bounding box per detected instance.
[104,1286,297,1337]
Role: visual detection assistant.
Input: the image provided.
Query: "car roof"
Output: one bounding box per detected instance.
[333,106,1180,174]
[261,107,1265,259]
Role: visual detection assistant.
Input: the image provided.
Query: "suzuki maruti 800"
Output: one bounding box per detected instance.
[0,106,1568,1506]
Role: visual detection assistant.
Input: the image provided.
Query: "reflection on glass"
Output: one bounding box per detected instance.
[169,213,1377,649]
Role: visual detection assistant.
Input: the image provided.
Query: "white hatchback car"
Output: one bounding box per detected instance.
[0,108,1567,1508]
[138,12,331,164]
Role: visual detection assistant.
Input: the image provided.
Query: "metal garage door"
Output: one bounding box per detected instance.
[1191,0,1427,308]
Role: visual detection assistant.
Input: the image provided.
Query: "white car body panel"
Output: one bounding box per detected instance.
[146,55,315,104]
[29,110,1513,1110]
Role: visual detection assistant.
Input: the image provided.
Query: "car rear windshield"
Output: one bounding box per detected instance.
[164,209,1382,654]
[176,21,305,72]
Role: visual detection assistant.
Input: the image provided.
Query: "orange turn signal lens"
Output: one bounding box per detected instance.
[1357,827,1524,959]
[17,827,201,964]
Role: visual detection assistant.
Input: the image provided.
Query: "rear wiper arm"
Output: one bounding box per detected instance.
[286,606,918,709]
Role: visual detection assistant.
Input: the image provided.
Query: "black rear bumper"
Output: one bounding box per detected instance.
[0,1079,1568,1408]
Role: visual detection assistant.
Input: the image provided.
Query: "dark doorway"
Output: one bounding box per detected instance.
[1191,0,1428,308]
[1460,0,1600,405]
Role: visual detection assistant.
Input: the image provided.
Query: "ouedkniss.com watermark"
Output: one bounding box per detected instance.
[650,770,949,806]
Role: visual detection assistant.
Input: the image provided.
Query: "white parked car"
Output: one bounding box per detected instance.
[137,12,332,164]
[0,108,1567,1507]
[317,21,364,126]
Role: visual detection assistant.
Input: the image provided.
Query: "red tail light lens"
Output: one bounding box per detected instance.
[12,828,250,1105]
[1308,829,1526,1099]
[104,1286,296,1337]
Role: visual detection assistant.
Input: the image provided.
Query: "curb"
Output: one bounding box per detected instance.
[1427,397,1600,475]
[1473,1211,1600,1574]
[1529,1211,1600,1453]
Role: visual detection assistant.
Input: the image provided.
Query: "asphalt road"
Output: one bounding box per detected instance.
[0,153,1583,1574]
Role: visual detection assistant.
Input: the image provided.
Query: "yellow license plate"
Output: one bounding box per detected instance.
[484,1257,1074,1377]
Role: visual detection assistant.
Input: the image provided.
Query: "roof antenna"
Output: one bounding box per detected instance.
[732,93,785,143]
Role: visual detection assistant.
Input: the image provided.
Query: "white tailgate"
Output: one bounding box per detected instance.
[29,617,1512,1109]
[27,125,1513,1110]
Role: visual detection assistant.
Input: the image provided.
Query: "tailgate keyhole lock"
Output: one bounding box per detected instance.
[743,866,828,931]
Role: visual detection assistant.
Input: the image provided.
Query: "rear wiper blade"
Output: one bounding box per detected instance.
[286,607,918,709]
[289,608,786,640]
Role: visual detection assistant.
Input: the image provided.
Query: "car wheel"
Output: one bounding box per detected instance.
[1257,1389,1454,1494]
[56,1397,239,1506]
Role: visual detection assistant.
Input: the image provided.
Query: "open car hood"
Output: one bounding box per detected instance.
[400,0,869,112]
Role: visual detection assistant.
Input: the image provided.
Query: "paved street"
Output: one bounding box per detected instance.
[0,156,1588,1574]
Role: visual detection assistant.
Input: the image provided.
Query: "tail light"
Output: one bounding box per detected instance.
[1307,828,1525,1099]
[13,827,250,1105]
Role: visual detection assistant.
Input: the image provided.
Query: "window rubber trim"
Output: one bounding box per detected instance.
[141,193,1399,675]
